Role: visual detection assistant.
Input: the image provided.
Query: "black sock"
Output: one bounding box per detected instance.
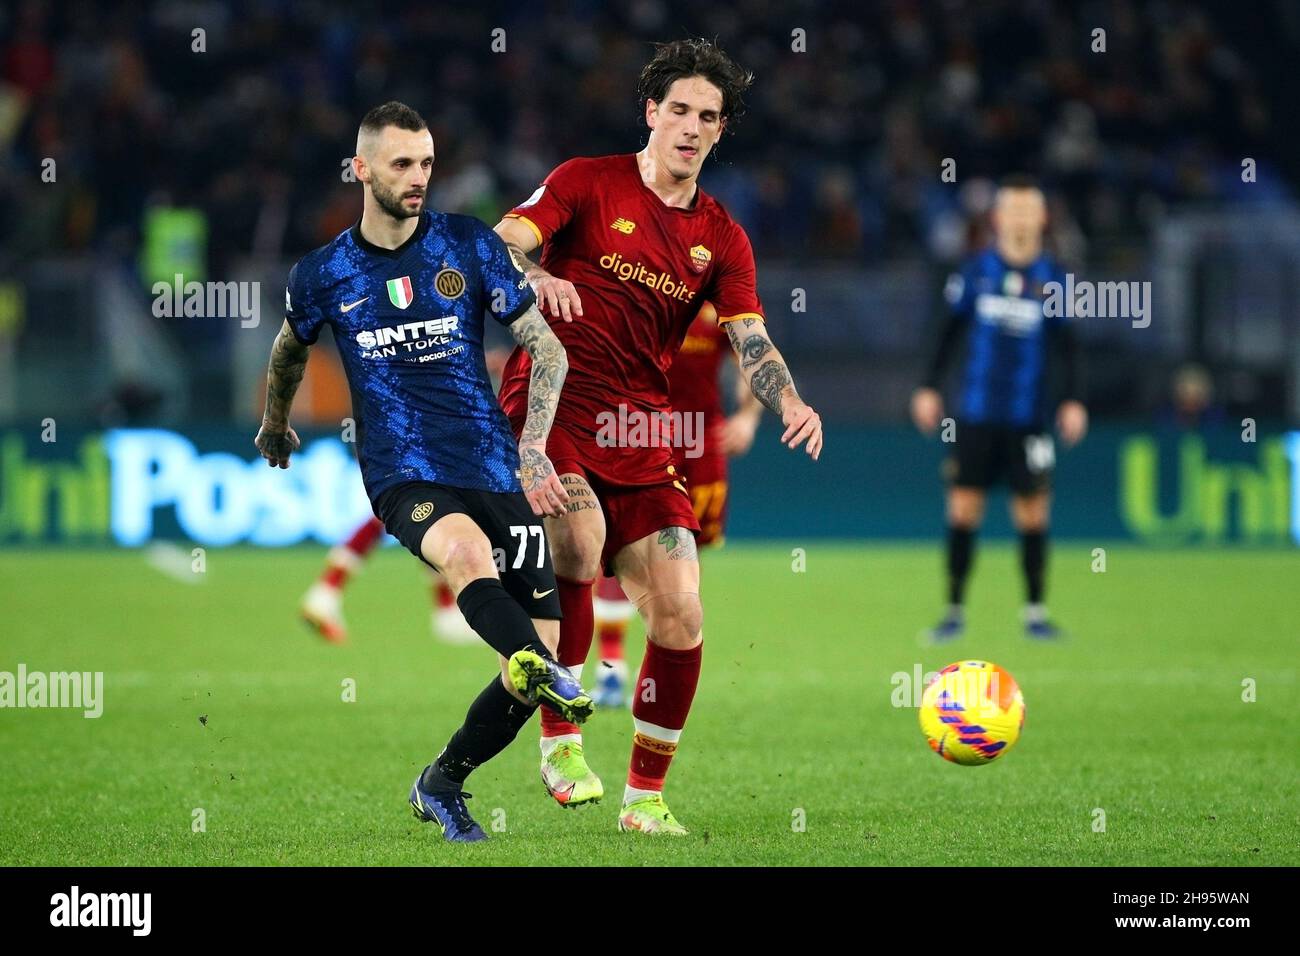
[1020,530,1047,604]
[456,577,551,660]
[425,677,537,789]
[947,526,976,606]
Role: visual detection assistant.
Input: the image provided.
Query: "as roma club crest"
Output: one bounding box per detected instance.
[387,276,414,309]
[689,244,712,274]
[435,267,466,299]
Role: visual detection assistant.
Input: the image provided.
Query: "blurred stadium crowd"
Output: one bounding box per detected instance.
[2,0,1296,269]
[1,0,1299,426]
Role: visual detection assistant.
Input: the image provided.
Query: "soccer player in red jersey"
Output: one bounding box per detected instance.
[592,300,761,708]
[494,39,822,835]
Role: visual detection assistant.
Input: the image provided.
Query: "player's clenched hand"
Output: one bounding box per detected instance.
[1057,400,1088,448]
[781,402,823,460]
[527,268,583,323]
[910,387,943,434]
[254,422,301,468]
[518,441,567,517]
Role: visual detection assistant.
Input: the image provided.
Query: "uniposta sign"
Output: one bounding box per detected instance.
[0,426,1297,546]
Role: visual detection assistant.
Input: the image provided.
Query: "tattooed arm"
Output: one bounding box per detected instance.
[724,318,824,460]
[510,303,570,517]
[494,217,584,322]
[254,320,309,468]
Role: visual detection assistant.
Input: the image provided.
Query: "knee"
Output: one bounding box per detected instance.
[643,592,702,650]
[440,535,496,580]
[948,495,985,529]
[547,523,603,580]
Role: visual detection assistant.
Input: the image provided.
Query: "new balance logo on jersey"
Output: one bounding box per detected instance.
[611,217,636,234]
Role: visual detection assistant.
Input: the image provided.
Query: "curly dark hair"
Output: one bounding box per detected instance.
[636,38,754,134]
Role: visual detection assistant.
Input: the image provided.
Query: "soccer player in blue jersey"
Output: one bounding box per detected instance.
[911,175,1088,641]
[254,102,592,842]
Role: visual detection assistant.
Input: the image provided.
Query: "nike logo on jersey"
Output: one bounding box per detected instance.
[340,297,370,313]
[532,588,555,599]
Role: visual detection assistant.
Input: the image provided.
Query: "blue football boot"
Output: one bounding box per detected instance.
[922,612,965,644]
[507,649,594,724]
[593,662,627,709]
[409,768,488,843]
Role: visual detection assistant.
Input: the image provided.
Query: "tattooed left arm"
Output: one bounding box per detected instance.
[509,304,570,516]
[724,318,824,460]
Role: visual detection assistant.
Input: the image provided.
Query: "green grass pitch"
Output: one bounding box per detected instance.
[1,543,1296,866]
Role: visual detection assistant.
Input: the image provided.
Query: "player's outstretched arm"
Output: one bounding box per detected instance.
[254,320,308,468]
[510,304,570,517]
[494,218,583,322]
[724,318,823,460]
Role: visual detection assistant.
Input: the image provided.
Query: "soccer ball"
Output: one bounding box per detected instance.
[919,660,1025,765]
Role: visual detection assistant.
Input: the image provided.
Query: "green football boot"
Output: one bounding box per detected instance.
[540,740,604,807]
[617,793,688,836]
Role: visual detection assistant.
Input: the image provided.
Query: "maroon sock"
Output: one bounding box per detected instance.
[322,518,386,587]
[628,641,702,791]
[539,576,595,739]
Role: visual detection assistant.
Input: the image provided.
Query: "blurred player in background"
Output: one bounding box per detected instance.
[494,39,822,836]
[299,347,512,646]
[592,300,761,707]
[910,174,1086,642]
[255,102,592,842]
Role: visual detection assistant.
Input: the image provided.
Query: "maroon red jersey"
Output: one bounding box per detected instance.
[498,154,763,485]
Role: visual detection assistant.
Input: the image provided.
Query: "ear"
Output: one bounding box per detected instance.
[644,98,657,130]
[352,155,367,183]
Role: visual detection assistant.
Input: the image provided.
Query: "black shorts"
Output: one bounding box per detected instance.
[373,481,562,619]
[944,422,1054,495]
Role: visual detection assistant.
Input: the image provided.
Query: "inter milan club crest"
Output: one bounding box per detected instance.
[386,276,414,309]
[1002,271,1024,297]
[689,244,712,274]
[435,266,466,299]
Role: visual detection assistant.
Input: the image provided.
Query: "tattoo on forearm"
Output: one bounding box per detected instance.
[736,333,773,369]
[511,307,567,445]
[750,359,795,415]
[657,526,698,561]
[263,325,309,426]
